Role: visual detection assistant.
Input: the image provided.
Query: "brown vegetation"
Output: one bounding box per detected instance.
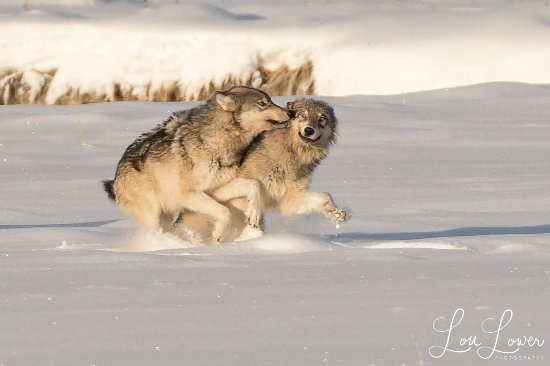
[0,60,315,105]
[0,69,55,104]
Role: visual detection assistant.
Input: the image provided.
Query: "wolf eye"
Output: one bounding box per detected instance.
[319,115,327,124]
[257,101,266,107]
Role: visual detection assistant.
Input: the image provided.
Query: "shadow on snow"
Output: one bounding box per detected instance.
[0,220,120,230]
[328,224,550,242]
[2,221,550,244]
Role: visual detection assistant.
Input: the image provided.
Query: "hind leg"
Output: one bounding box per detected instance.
[179,191,231,242]
[174,211,214,243]
[113,175,163,231]
[159,211,174,233]
[118,198,162,231]
[119,201,162,232]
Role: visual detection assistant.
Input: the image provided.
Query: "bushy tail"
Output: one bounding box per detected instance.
[102,180,116,202]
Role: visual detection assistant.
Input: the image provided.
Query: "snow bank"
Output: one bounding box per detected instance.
[1,0,550,103]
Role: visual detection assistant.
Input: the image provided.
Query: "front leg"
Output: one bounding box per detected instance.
[279,191,347,226]
[210,178,263,228]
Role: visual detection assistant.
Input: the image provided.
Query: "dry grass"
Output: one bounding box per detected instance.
[259,60,314,96]
[0,60,315,105]
[0,69,55,104]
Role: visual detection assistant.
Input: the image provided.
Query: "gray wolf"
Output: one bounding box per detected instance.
[103,86,290,241]
[177,98,347,243]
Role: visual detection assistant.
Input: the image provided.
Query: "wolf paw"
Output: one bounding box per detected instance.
[329,208,347,225]
[245,186,262,228]
[245,208,261,228]
[212,213,230,244]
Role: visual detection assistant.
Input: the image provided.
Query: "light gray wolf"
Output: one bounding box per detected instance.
[177,98,347,243]
[103,86,290,241]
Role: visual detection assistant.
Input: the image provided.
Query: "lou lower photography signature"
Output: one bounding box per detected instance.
[429,308,545,360]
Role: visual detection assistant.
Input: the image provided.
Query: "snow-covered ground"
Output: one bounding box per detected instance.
[2,0,550,102]
[1,0,550,364]
[1,82,549,365]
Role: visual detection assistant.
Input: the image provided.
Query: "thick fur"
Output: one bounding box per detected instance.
[103,86,289,241]
[178,98,347,243]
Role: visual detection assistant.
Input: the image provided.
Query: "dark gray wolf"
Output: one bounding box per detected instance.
[103,86,290,241]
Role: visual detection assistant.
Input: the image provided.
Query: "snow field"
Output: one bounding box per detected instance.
[1,83,549,365]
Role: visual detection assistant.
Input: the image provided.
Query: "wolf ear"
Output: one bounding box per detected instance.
[215,92,237,112]
[287,101,295,110]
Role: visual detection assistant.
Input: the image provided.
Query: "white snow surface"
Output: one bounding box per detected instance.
[1,83,549,365]
[1,0,550,100]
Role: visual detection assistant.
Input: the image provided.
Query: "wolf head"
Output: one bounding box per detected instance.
[287,99,337,146]
[215,86,290,134]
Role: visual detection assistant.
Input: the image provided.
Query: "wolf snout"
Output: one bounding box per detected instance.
[303,127,315,137]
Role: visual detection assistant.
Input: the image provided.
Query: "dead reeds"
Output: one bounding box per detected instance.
[0,60,315,105]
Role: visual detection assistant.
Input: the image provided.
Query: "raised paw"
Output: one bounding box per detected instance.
[329,208,347,225]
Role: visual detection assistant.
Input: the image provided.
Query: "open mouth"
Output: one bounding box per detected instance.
[299,132,321,143]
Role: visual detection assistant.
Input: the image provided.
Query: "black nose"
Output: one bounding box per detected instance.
[303,127,315,137]
[287,109,296,119]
